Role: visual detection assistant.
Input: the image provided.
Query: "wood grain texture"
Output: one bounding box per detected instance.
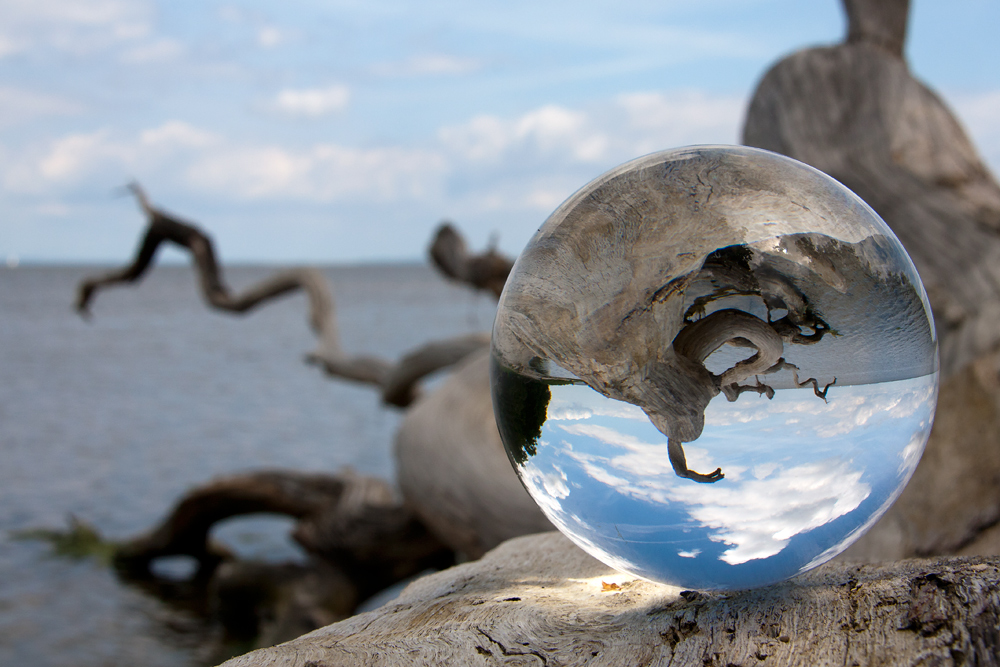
[220,531,1000,667]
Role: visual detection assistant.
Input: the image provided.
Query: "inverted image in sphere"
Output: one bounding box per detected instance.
[491,145,938,590]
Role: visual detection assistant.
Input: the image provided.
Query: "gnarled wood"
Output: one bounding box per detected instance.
[220,531,1000,667]
[114,470,344,574]
[114,469,453,599]
[76,184,488,407]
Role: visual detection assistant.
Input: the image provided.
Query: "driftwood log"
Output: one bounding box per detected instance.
[743,0,1000,561]
[220,531,1000,667]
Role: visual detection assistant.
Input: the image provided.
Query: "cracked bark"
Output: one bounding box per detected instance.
[219,532,1000,667]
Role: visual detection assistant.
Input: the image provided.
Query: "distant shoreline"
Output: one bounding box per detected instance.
[0,259,432,270]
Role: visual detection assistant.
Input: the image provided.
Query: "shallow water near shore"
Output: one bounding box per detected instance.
[0,263,496,667]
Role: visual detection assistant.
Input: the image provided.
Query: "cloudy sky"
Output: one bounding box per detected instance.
[2,0,998,264]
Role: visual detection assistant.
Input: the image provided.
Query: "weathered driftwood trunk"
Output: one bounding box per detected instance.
[743,0,1000,562]
[220,531,1000,667]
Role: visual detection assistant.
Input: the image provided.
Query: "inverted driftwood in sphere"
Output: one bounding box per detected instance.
[220,531,1000,667]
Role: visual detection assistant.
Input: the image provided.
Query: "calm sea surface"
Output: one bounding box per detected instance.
[0,263,497,667]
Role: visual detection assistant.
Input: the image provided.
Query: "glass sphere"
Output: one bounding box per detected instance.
[491,146,938,590]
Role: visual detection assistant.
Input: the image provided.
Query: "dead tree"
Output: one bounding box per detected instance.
[743,0,1000,562]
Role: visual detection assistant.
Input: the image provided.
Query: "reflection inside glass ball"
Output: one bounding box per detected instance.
[490,146,938,590]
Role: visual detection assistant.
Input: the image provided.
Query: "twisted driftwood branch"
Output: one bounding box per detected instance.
[114,469,453,598]
[108,469,454,647]
[76,184,489,407]
[220,531,1000,667]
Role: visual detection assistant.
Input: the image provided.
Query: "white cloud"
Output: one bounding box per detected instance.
[558,427,869,566]
[2,119,446,204]
[0,0,151,55]
[12,121,217,188]
[38,129,121,180]
[185,143,446,201]
[0,0,141,26]
[666,459,870,564]
[0,86,84,127]
[372,54,481,77]
[272,85,351,117]
[0,34,25,57]
[0,88,747,218]
[440,104,607,164]
[520,461,573,519]
[257,26,284,48]
[614,90,745,154]
[120,37,182,63]
[439,91,743,166]
[139,121,218,148]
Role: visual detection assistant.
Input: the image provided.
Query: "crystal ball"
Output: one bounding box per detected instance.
[490,146,938,590]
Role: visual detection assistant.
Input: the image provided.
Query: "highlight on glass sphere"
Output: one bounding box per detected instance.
[490,145,938,591]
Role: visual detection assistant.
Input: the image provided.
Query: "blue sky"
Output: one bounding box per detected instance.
[2,0,998,264]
